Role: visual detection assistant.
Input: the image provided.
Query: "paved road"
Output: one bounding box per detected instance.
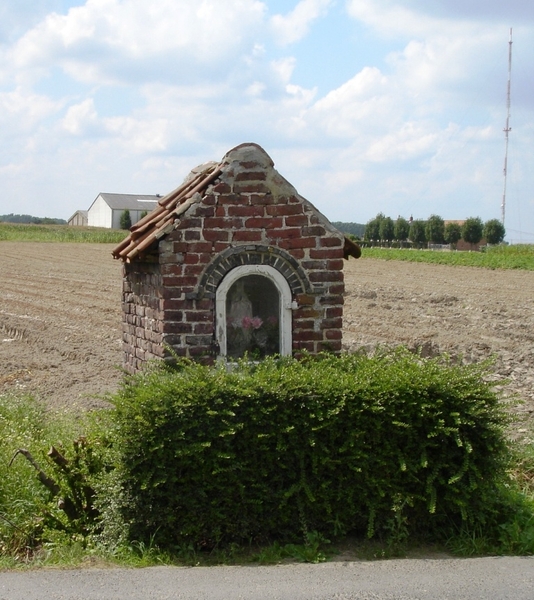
[1,557,534,599]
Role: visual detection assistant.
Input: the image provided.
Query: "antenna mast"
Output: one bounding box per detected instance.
[501,28,513,226]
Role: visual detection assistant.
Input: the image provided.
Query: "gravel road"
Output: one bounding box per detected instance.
[2,557,534,600]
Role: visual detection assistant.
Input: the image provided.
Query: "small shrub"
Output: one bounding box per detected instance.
[106,351,513,551]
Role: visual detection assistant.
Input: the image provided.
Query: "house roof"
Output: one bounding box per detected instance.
[112,144,361,263]
[68,210,88,220]
[96,193,162,212]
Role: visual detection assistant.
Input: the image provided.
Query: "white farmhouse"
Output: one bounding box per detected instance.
[87,193,161,229]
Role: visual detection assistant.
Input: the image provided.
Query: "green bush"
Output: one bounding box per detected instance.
[0,394,111,558]
[108,351,512,551]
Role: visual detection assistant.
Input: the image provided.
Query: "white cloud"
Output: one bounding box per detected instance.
[0,87,61,130]
[62,98,98,135]
[365,122,438,162]
[270,0,333,45]
[0,0,532,240]
[11,0,267,85]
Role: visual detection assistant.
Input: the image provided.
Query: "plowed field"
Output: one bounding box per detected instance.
[1,242,533,426]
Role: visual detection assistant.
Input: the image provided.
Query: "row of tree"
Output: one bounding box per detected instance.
[363,214,506,247]
[0,213,67,225]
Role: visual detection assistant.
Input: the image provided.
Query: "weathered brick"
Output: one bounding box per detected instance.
[309,248,341,259]
[318,340,342,352]
[293,342,315,353]
[279,237,316,250]
[268,227,301,239]
[302,226,326,237]
[232,230,262,242]
[194,206,216,217]
[285,214,308,227]
[245,217,283,229]
[327,284,345,295]
[309,271,344,283]
[203,229,230,242]
[320,317,343,329]
[212,182,231,194]
[194,322,213,335]
[320,236,343,247]
[293,330,324,342]
[326,259,344,271]
[233,182,271,194]
[235,171,267,181]
[184,230,201,241]
[326,306,343,318]
[266,204,303,217]
[204,217,243,229]
[163,322,193,335]
[163,276,198,287]
[183,264,204,277]
[228,205,265,217]
[185,311,212,322]
[179,217,202,229]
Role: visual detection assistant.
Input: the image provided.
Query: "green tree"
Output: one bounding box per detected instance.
[409,220,427,248]
[483,219,506,245]
[444,222,462,247]
[394,217,410,244]
[379,216,395,243]
[364,213,384,243]
[140,210,148,220]
[426,214,445,244]
[120,209,132,230]
[462,217,483,248]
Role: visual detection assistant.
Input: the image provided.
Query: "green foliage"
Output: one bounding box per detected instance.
[331,222,366,238]
[409,220,427,247]
[379,216,395,243]
[394,217,410,243]
[119,210,132,230]
[0,223,127,243]
[426,215,445,244]
[0,213,67,225]
[484,219,506,245]
[107,351,513,552]
[364,213,384,242]
[462,217,484,247]
[0,394,111,559]
[361,245,534,270]
[444,222,462,246]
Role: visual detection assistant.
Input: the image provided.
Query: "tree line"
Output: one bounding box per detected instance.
[0,213,67,225]
[362,214,506,248]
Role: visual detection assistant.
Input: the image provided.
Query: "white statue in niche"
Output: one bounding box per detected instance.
[225,275,280,359]
[227,280,253,357]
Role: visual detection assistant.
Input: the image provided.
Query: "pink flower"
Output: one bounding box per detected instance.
[242,316,263,329]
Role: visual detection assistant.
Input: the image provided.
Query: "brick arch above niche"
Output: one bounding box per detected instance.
[192,244,313,300]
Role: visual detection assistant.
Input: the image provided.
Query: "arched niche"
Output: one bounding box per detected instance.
[216,265,292,359]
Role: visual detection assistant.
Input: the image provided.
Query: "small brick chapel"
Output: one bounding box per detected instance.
[112,143,360,372]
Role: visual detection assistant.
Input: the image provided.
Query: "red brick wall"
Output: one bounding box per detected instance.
[121,147,346,370]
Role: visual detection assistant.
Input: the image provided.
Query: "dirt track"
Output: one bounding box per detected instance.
[1,242,533,426]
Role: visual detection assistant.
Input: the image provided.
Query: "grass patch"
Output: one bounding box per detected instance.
[1,351,534,568]
[361,245,534,270]
[0,223,127,243]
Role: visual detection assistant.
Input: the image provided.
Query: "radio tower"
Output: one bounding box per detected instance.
[501,28,513,226]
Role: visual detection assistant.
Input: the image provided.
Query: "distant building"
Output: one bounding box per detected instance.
[67,210,88,227]
[86,193,161,229]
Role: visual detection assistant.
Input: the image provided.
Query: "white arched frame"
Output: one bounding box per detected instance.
[216,264,293,358]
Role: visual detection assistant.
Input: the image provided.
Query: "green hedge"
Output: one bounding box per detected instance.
[109,350,510,550]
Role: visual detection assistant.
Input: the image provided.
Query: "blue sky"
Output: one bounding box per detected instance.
[1,0,533,242]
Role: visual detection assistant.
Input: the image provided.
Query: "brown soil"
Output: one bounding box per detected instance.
[1,242,533,427]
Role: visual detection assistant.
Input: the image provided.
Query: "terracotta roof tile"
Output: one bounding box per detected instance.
[112,146,360,262]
